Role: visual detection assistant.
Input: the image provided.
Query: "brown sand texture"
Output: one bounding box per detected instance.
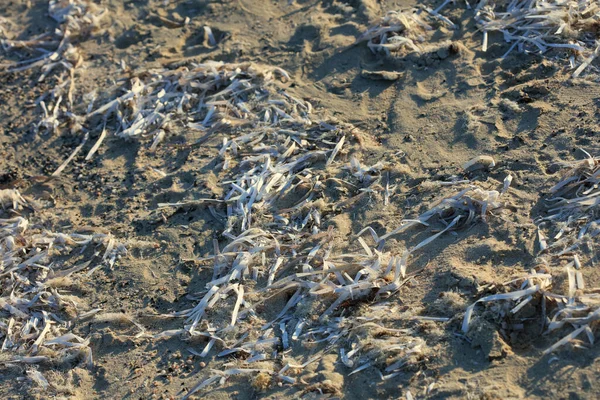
[1,0,600,399]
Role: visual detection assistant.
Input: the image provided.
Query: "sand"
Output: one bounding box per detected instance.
[1,0,600,399]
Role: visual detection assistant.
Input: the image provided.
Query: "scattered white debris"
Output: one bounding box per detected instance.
[0,193,126,366]
[463,155,495,171]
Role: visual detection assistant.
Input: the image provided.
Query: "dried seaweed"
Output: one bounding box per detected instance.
[362,1,600,76]
[1,0,104,75]
[463,153,600,355]
[474,0,600,75]
[0,191,126,367]
[356,9,441,56]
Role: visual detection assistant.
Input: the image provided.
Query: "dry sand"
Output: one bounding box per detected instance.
[1,0,600,399]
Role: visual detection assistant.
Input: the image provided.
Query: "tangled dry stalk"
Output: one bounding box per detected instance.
[2,0,600,396]
[0,189,125,372]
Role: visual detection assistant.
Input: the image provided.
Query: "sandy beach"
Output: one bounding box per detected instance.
[1,0,600,399]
